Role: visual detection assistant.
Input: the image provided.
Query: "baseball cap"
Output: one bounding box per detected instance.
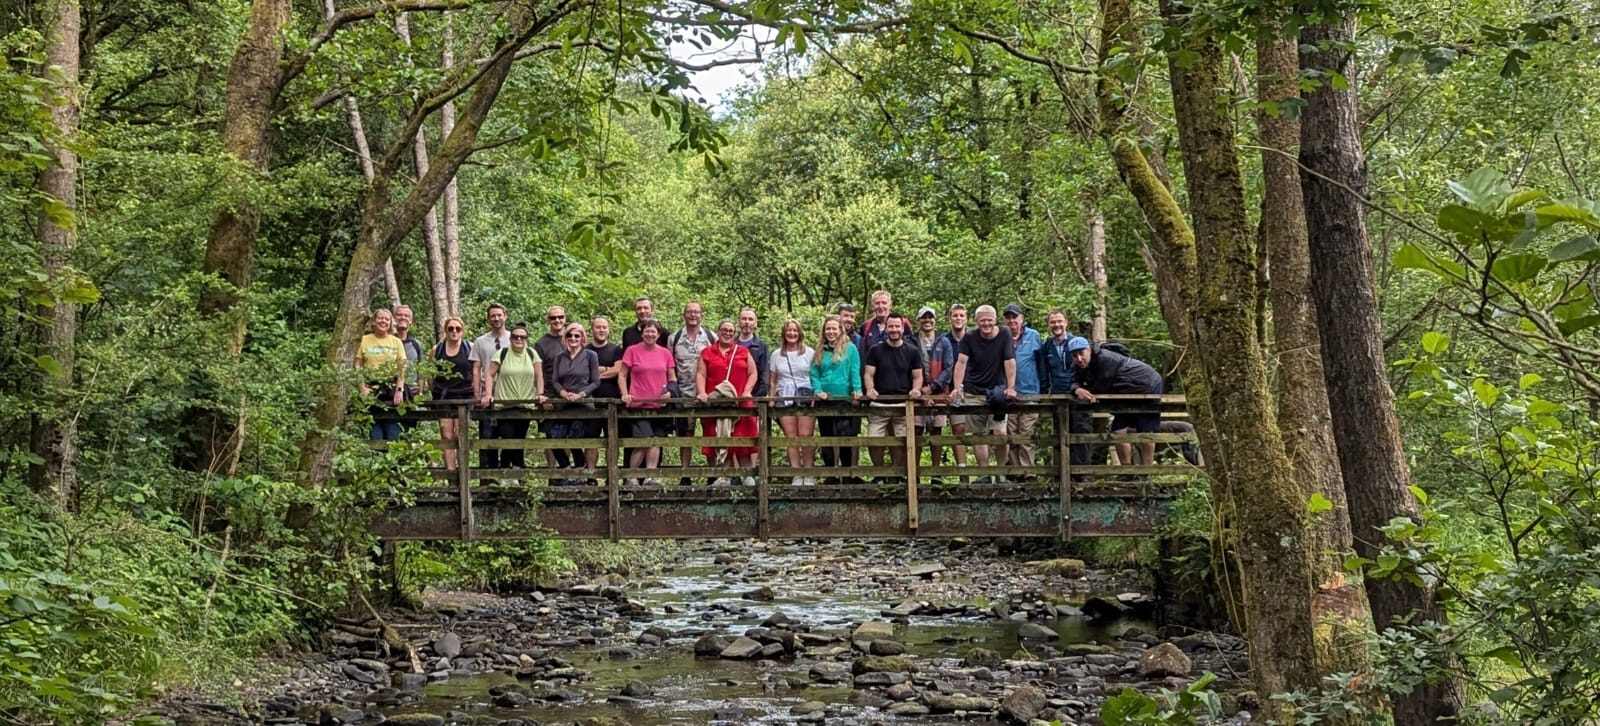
[916,306,936,319]
[1067,336,1090,353]
[1003,303,1023,317]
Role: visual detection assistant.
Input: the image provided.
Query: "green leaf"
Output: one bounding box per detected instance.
[1307,493,1333,514]
[1436,204,1491,237]
[33,354,63,378]
[1394,244,1467,281]
[1549,235,1600,263]
[1482,645,1523,670]
[1408,484,1429,506]
[1490,253,1546,283]
[1471,378,1501,407]
[1099,688,1160,725]
[1557,314,1600,336]
[1421,331,1449,354]
[1518,373,1543,390]
[1535,201,1600,227]
[1447,168,1509,209]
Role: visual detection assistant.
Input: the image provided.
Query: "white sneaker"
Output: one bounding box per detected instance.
[713,477,731,487]
[742,476,757,487]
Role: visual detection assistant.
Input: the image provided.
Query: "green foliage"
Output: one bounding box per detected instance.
[1099,672,1222,725]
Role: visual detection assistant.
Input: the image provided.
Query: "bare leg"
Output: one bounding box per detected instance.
[797,416,815,471]
[440,418,459,470]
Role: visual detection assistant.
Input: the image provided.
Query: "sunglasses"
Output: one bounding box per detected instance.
[510,334,528,340]
[548,315,566,322]
[565,333,583,339]
[446,326,463,332]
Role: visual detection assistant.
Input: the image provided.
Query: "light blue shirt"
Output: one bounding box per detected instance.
[1012,326,1044,395]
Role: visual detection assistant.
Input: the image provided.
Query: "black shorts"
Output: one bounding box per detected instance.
[1112,411,1161,433]
[629,417,669,438]
[672,415,695,437]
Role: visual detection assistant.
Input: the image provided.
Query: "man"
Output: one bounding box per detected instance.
[858,289,893,351]
[621,297,654,350]
[669,301,714,483]
[535,306,570,469]
[390,305,426,425]
[950,305,1017,482]
[914,306,955,477]
[863,316,924,475]
[836,302,861,348]
[469,303,512,468]
[939,304,971,471]
[1002,304,1045,474]
[736,307,770,397]
[1041,310,1094,467]
[1071,342,1166,466]
[588,316,623,469]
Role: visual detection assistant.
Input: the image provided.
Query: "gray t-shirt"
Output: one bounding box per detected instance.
[768,346,816,398]
[670,327,714,388]
[469,330,512,387]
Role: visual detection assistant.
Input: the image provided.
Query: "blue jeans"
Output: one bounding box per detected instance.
[371,419,402,441]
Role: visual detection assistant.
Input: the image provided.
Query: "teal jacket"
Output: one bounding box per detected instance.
[810,343,863,398]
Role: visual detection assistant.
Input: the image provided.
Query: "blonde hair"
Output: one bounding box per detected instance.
[820,315,848,363]
[779,318,807,353]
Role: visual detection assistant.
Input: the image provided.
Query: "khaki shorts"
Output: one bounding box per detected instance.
[916,415,948,429]
[867,408,910,437]
[955,411,1006,433]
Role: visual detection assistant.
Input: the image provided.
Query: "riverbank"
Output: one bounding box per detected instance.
[148,539,1255,725]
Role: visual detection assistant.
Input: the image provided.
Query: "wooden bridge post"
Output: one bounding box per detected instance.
[905,398,918,534]
[756,401,771,540]
[457,403,475,539]
[1054,401,1072,541]
[605,404,620,540]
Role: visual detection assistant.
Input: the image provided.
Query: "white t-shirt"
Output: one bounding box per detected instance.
[469,330,512,382]
[769,346,816,398]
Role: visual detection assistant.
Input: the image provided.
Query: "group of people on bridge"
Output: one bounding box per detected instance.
[354,290,1173,486]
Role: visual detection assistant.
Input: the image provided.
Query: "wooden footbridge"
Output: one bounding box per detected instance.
[370,395,1201,541]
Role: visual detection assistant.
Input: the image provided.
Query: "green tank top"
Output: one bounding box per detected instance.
[493,348,540,400]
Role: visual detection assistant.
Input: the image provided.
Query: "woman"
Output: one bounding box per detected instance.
[550,322,601,484]
[357,308,407,441]
[809,315,862,484]
[480,322,544,469]
[768,318,817,485]
[695,319,759,485]
[430,316,475,470]
[618,319,673,484]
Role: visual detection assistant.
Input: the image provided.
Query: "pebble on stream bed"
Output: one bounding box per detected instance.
[145,539,1255,726]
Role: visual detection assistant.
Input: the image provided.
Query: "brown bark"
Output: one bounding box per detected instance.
[188,0,291,475]
[395,12,450,331]
[30,0,81,509]
[1257,25,1374,710]
[1299,13,1462,723]
[294,3,571,504]
[1162,1,1321,713]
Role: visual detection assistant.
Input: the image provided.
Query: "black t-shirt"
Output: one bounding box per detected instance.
[621,323,649,350]
[959,330,1015,393]
[865,341,924,396]
[588,342,623,398]
[534,333,565,395]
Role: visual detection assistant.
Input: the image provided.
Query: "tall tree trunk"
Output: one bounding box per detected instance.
[1087,208,1108,341]
[293,4,565,507]
[188,0,291,474]
[1298,12,1462,723]
[441,15,462,318]
[1257,25,1375,709]
[1161,2,1321,714]
[30,0,81,510]
[395,12,449,331]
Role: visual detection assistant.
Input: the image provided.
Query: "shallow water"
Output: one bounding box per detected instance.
[391,552,1146,724]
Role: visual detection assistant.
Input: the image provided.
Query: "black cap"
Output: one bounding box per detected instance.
[1002,303,1023,317]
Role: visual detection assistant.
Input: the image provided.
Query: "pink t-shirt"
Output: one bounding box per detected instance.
[621,343,674,408]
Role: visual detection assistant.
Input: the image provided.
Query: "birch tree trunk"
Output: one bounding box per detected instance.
[1298,12,1463,723]
[31,0,81,509]
[1257,25,1374,712]
[442,16,463,317]
[1087,209,1108,341]
[395,12,450,332]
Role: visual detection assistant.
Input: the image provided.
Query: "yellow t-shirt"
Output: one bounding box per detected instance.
[358,333,405,382]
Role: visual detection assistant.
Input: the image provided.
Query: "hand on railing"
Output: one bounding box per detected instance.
[1074,388,1097,403]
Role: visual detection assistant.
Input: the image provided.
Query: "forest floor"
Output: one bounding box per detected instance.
[145,539,1256,725]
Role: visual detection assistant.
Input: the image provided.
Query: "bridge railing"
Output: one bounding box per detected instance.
[369,394,1200,541]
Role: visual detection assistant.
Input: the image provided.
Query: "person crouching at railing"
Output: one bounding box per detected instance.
[1070,342,1165,466]
[810,316,863,485]
[357,308,407,441]
[769,319,818,486]
[618,319,672,483]
[550,322,601,485]
[696,319,759,486]
[480,322,545,470]
[430,316,475,470]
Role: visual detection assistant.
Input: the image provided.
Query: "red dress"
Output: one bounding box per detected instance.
[699,344,759,459]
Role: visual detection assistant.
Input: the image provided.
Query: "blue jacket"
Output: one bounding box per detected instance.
[1040,335,1080,394]
[914,331,956,393]
[1012,327,1045,395]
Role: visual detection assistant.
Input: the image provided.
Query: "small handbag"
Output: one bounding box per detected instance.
[710,346,741,399]
[785,350,814,403]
